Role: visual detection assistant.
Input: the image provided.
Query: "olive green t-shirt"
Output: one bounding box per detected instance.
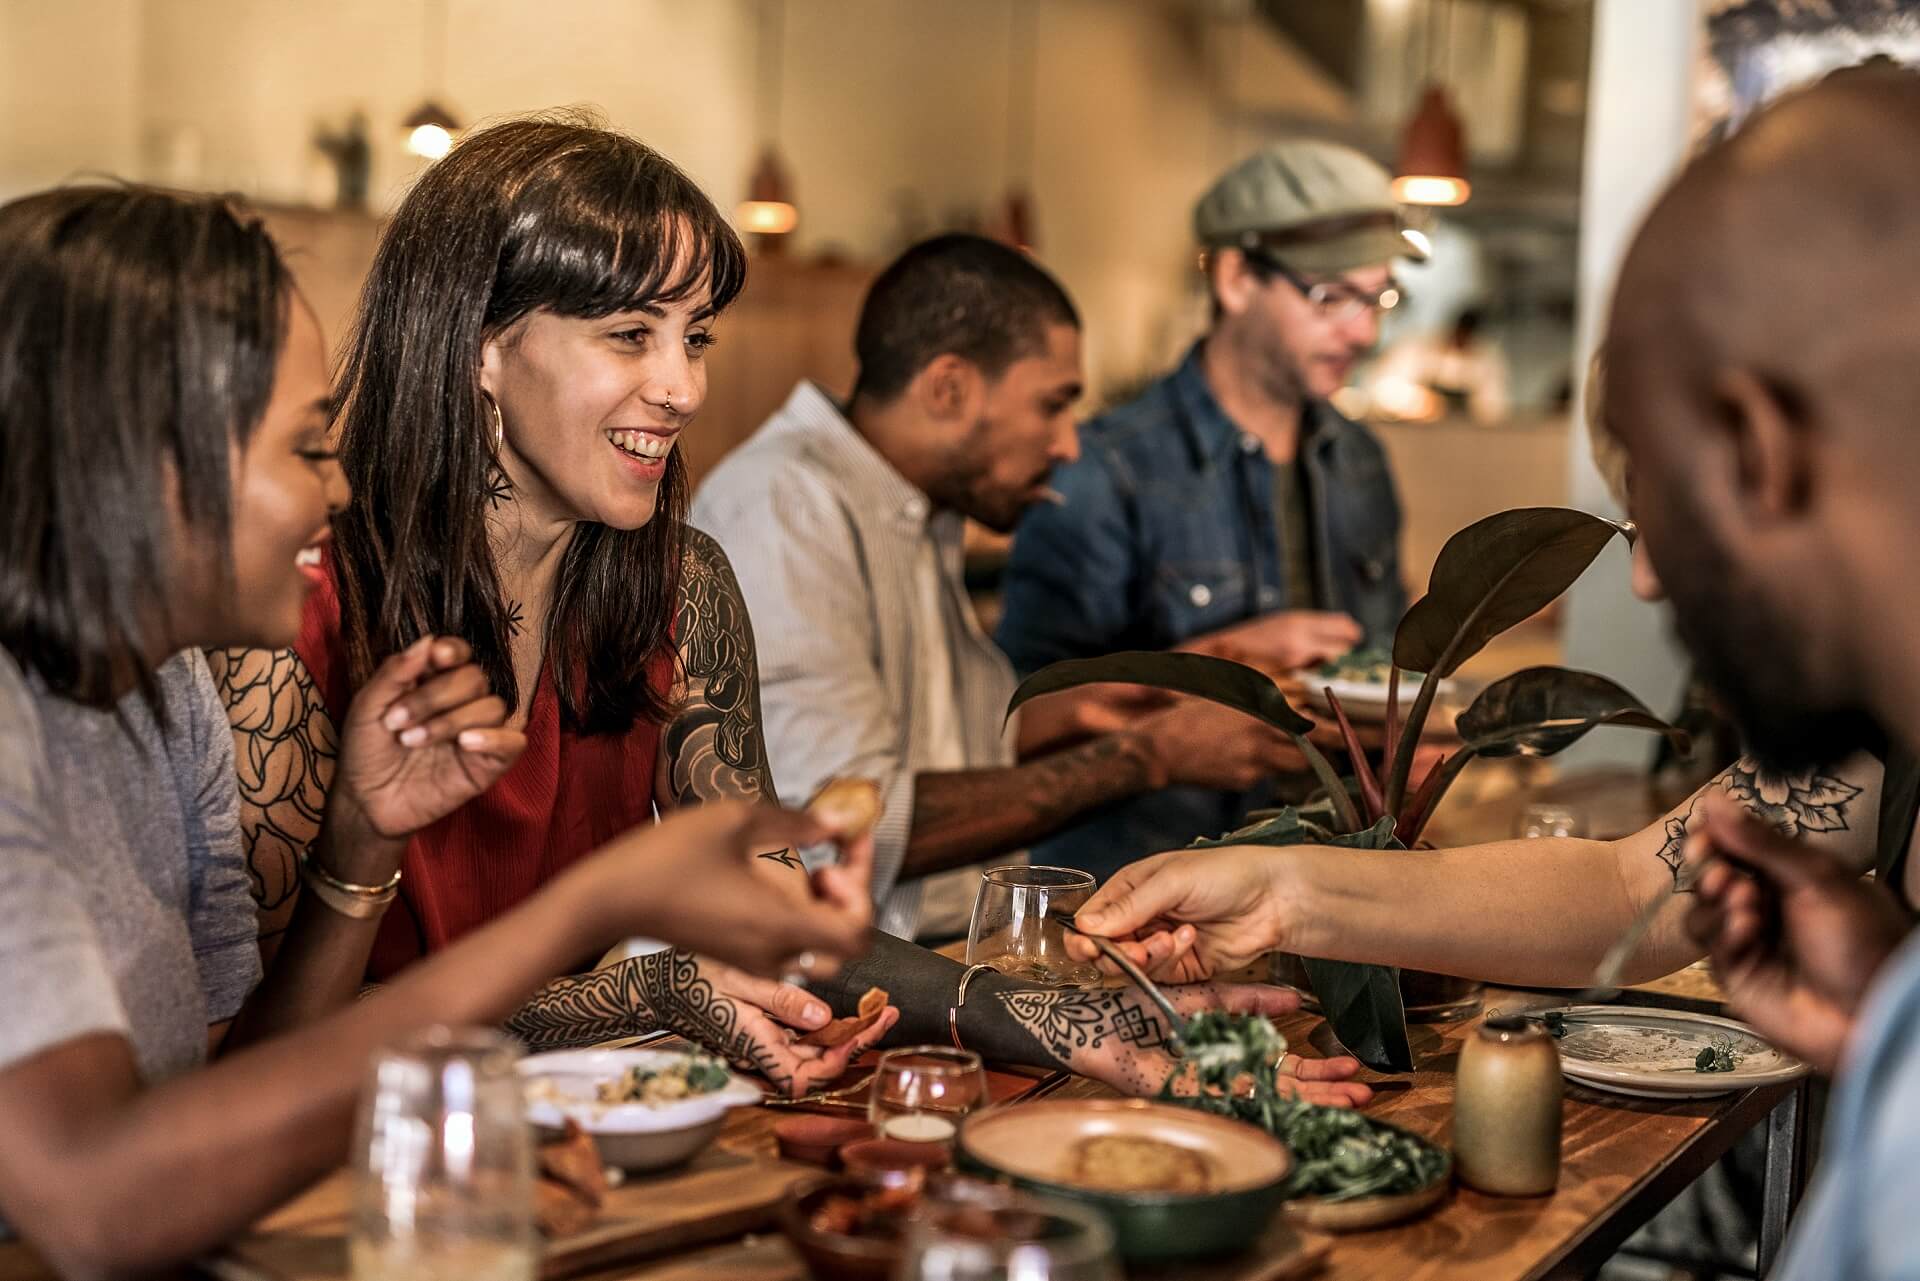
[1272,455,1318,611]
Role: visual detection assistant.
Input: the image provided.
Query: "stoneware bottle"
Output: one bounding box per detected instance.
[1454,1015,1562,1196]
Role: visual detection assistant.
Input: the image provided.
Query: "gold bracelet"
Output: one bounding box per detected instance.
[297,849,399,921]
[949,963,992,1052]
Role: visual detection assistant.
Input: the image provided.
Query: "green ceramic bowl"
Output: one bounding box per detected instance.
[956,1098,1292,1262]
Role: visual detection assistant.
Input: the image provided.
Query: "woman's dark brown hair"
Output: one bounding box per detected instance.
[0,186,289,706]
[330,115,747,733]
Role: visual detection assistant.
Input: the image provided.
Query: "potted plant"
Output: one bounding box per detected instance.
[1006,508,1688,1072]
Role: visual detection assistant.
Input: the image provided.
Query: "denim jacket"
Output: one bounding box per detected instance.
[995,342,1406,880]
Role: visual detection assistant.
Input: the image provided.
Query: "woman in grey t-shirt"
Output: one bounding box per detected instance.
[0,187,876,1277]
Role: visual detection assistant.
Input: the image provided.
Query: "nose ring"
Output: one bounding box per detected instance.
[662,392,675,415]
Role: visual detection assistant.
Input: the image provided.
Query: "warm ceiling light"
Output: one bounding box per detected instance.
[1394,85,1470,207]
[736,200,799,235]
[402,100,460,160]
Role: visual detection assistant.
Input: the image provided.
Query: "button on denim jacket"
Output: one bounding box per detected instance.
[995,342,1407,880]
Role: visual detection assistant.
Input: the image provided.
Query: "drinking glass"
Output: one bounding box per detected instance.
[1514,803,1587,840]
[965,865,1101,988]
[894,1184,1121,1281]
[349,1027,535,1281]
[868,1046,989,1144]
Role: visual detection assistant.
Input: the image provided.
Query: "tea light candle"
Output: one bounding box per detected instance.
[881,1113,957,1143]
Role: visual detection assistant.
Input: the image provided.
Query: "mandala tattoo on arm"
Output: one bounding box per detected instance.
[994,987,1177,1095]
[1653,756,1864,887]
[205,648,337,949]
[663,530,802,871]
[503,949,800,1088]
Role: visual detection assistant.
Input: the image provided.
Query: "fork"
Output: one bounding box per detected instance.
[1046,910,1186,1043]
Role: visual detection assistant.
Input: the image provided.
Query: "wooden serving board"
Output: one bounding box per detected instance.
[209,1146,821,1281]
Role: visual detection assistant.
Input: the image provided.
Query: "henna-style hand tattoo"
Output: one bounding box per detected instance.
[993,986,1177,1095]
[206,648,336,945]
[1654,756,1864,887]
[503,949,805,1089]
[663,530,802,870]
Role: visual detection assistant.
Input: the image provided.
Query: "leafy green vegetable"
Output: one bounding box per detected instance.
[1162,1011,1449,1202]
[1313,647,1398,684]
[1693,1037,1740,1074]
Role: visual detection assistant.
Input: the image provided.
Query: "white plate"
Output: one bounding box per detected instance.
[1303,675,1451,721]
[1541,1005,1808,1099]
[519,1048,763,1134]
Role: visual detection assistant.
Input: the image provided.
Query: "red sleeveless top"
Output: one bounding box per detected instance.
[296,566,671,981]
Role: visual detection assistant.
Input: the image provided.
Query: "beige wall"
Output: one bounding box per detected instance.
[0,0,1358,396]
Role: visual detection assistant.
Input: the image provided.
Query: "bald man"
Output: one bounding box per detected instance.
[1067,67,1920,1276]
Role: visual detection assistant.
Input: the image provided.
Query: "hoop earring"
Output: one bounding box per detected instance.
[483,393,504,453]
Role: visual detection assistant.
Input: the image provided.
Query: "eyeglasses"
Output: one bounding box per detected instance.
[1247,250,1405,322]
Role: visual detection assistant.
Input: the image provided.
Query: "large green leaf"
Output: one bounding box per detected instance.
[1005,651,1315,735]
[1455,666,1693,759]
[1192,815,1413,1072]
[1393,508,1633,679]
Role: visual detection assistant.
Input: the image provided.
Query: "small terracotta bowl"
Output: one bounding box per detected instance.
[774,1115,876,1168]
[838,1136,952,1180]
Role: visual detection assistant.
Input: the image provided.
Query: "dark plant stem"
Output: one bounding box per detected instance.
[1324,688,1384,823]
[1383,667,1402,779]
[1399,747,1477,846]
[1382,666,1443,818]
[1289,731,1362,833]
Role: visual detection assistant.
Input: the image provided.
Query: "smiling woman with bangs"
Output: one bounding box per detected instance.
[222,114,1305,1099]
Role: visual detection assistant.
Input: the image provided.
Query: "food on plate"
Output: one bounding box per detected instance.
[534,1121,608,1238]
[806,777,883,838]
[594,1052,732,1106]
[807,1166,928,1239]
[796,984,890,1049]
[1064,1134,1211,1194]
[1313,648,1402,685]
[1166,1010,1449,1202]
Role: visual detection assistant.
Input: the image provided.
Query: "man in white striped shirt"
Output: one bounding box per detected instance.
[695,235,1304,939]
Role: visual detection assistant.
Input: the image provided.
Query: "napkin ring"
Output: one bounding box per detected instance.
[949,963,992,1052]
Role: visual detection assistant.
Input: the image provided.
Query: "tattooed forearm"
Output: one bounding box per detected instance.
[662,531,802,868]
[206,647,337,946]
[994,987,1178,1095]
[904,733,1158,878]
[503,949,802,1087]
[1654,756,1865,886]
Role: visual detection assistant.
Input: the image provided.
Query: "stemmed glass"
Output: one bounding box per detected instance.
[894,1183,1121,1281]
[349,1026,535,1281]
[868,1046,990,1145]
[966,865,1101,988]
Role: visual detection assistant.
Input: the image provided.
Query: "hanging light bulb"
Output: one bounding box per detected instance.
[1393,85,1470,206]
[401,0,459,163]
[403,101,460,161]
[735,148,798,236]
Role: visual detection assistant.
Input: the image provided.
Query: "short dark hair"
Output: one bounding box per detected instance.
[333,113,747,735]
[0,186,289,706]
[851,234,1078,403]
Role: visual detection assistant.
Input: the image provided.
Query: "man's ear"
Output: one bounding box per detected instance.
[1209,249,1260,319]
[911,353,981,424]
[1714,366,1811,520]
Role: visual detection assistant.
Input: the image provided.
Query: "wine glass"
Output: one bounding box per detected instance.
[868,1046,989,1145]
[966,865,1101,988]
[894,1183,1121,1281]
[349,1026,535,1281]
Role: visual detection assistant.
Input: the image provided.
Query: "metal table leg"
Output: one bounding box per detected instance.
[1758,1079,1810,1276]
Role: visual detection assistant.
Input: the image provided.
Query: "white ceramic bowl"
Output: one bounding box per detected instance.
[520,1048,762,1171]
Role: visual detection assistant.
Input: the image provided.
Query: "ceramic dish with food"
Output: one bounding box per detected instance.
[957,1098,1292,1261]
[1541,1005,1808,1099]
[520,1048,762,1170]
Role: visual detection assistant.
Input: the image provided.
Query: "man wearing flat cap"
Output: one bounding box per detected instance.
[997,140,1422,881]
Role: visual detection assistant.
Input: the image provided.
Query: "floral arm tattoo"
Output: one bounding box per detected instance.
[1654,756,1864,887]
[504,950,799,1081]
[205,648,336,953]
[661,529,801,870]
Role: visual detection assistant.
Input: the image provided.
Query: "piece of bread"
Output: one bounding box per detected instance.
[538,1120,609,1206]
[805,778,883,839]
[1064,1134,1211,1194]
[534,1178,599,1238]
[796,985,890,1049]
